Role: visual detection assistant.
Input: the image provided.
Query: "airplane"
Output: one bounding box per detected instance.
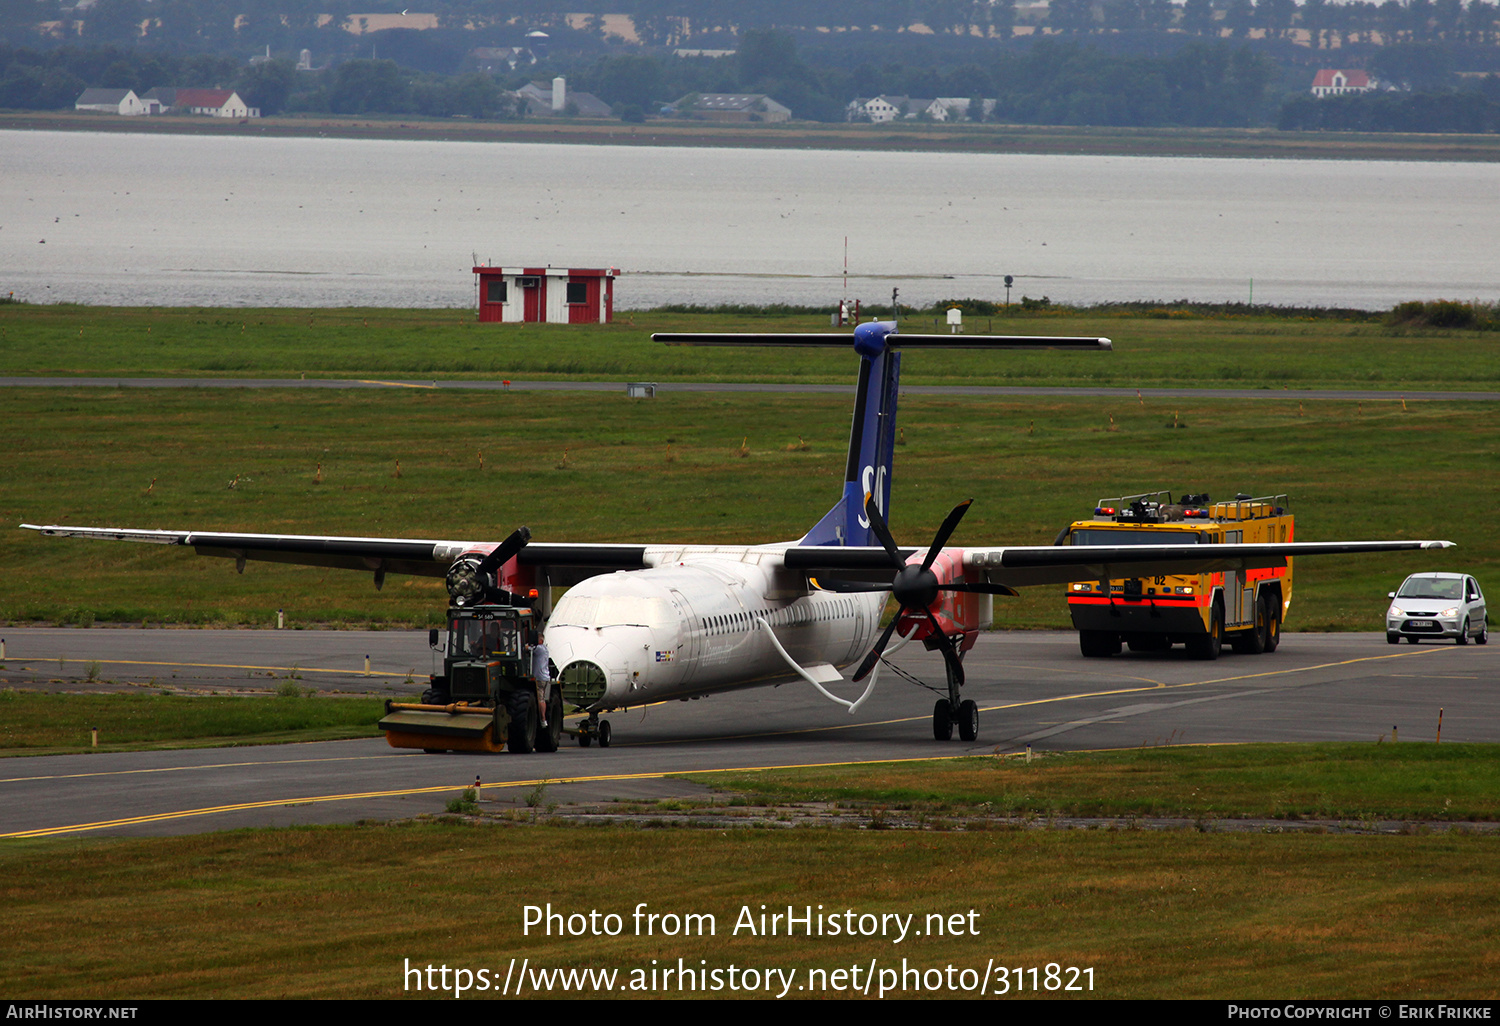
[23,320,1452,746]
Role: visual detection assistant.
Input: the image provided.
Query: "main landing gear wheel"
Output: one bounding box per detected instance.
[934,700,979,742]
[598,720,612,748]
[933,700,953,741]
[957,699,979,742]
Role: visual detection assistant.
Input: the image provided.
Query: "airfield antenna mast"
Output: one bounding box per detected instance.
[891,286,899,326]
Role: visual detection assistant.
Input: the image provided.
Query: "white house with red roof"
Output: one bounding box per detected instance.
[1311,69,1376,98]
[143,87,258,117]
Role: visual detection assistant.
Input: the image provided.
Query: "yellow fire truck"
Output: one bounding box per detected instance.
[1061,491,1293,660]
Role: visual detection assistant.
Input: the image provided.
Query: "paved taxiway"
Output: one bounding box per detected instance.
[3,627,1495,839]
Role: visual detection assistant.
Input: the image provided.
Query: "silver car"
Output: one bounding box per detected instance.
[1386,573,1488,645]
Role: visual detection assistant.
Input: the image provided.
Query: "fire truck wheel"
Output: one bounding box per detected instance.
[933,699,954,740]
[1264,597,1282,652]
[507,689,538,754]
[1079,630,1119,658]
[1234,594,1272,655]
[535,688,563,753]
[1188,600,1224,661]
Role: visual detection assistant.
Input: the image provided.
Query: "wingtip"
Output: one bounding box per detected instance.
[1097,337,1113,350]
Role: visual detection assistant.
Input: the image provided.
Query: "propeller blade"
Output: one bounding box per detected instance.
[852,615,902,682]
[923,607,966,689]
[941,581,1021,597]
[863,492,905,569]
[475,526,532,576]
[921,499,973,571]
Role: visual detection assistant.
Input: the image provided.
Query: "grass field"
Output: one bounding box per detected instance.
[3,750,1499,999]
[5,303,1500,390]
[0,690,384,754]
[3,385,1492,628]
[690,743,1500,823]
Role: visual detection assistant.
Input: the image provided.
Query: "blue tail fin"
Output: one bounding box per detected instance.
[799,322,901,548]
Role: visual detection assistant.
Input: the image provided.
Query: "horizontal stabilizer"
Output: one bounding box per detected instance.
[655,332,1110,350]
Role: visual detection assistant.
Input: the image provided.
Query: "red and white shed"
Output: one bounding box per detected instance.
[473,266,617,324]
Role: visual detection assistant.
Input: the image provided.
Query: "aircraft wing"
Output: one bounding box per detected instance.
[783,539,1453,589]
[964,539,1453,589]
[18,525,652,582]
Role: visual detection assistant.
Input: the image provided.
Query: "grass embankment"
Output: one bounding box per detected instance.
[691,743,1500,823]
[4,303,1500,391]
[3,386,1491,627]
[0,690,383,755]
[3,805,1497,997]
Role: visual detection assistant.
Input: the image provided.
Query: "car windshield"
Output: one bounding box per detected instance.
[1396,577,1463,601]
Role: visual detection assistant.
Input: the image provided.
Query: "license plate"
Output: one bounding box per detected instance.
[1409,620,1435,627]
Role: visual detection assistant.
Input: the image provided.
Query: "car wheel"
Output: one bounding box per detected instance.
[1456,622,1469,645]
[1478,622,1489,645]
[1387,632,1400,645]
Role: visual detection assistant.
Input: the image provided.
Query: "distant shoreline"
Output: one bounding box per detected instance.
[7,110,1500,162]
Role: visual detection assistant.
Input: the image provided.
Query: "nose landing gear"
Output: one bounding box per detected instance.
[572,712,612,748]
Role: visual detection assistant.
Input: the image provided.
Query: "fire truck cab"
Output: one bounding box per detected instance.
[1062,491,1293,660]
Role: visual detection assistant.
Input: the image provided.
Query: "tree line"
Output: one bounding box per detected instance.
[8,0,1500,52]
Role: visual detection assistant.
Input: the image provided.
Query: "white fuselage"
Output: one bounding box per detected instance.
[544,547,885,710]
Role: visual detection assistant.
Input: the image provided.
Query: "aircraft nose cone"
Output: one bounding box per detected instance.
[559,659,607,709]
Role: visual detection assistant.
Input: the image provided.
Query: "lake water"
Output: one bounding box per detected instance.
[3,129,1498,311]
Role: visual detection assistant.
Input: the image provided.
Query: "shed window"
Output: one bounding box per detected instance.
[486,280,508,303]
[566,281,588,305]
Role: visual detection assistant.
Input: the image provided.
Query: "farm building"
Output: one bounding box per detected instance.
[74,88,147,115]
[473,266,616,324]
